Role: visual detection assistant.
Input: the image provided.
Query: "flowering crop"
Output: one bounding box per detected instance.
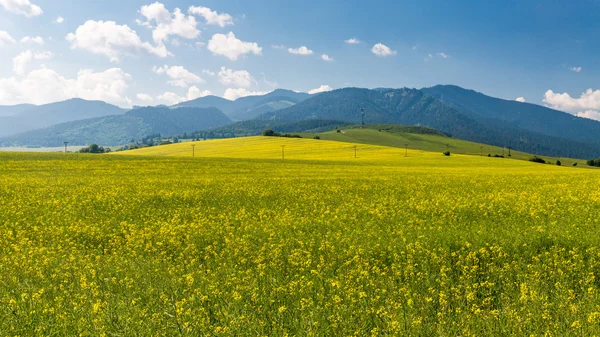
[1,143,600,336]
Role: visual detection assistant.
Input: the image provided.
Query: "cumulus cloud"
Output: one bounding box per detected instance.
[515,97,525,102]
[186,86,211,100]
[201,69,215,76]
[345,38,360,44]
[188,6,233,27]
[223,88,269,100]
[0,0,42,17]
[66,20,170,62]
[271,44,286,49]
[218,67,255,88]
[136,93,153,103]
[0,30,16,46]
[321,54,334,61]
[576,110,600,121]
[543,89,600,113]
[153,65,203,87]
[20,36,44,44]
[0,67,132,106]
[12,50,53,75]
[138,2,200,44]
[371,43,396,57]
[570,66,582,73]
[308,85,333,94]
[156,91,185,105]
[288,46,313,55]
[55,16,64,23]
[156,86,212,105]
[207,32,261,61]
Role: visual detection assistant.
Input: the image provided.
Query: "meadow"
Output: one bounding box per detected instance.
[1,138,600,336]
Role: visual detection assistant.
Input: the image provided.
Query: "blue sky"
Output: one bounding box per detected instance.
[1,0,600,119]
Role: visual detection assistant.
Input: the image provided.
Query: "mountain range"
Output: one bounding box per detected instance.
[1,85,600,159]
[0,99,125,137]
[0,107,230,147]
[172,89,310,121]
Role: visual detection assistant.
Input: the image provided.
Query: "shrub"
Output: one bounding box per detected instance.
[587,158,600,167]
[443,151,450,156]
[262,129,276,136]
[573,162,578,167]
[79,144,106,154]
[313,135,321,140]
[556,160,562,166]
[529,156,546,164]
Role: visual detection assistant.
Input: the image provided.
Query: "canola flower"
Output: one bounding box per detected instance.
[1,141,600,336]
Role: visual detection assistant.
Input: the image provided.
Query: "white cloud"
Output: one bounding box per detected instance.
[345,38,360,44]
[20,36,44,44]
[515,97,526,102]
[207,32,262,61]
[188,6,233,27]
[371,43,396,57]
[12,50,53,75]
[570,66,582,73]
[271,44,286,49]
[156,91,185,105]
[543,89,600,113]
[153,65,203,87]
[576,110,600,121]
[187,86,211,100]
[321,54,334,61]
[425,52,450,61]
[0,30,16,46]
[223,88,269,100]
[218,67,255,88]
[201,69,215,76]
[66,20,170,62]
[288,46,313,55]
[0,0,42,17]
[195,41,205,47]
[0,67,132,106]
[138,2,200,44]
[136,93,153,103]
[308,85,333,94]
[55,16,64,23]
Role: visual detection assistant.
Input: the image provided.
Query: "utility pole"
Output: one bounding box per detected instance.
[360,107,365,128]
[405,144,408,157]
[508,147,511,157]
[281,145,285,160]
[354,145,357,158]
[63,141,69,153]
[191,144,195,157]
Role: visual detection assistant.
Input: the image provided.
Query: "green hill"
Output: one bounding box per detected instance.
[305,125,581,166]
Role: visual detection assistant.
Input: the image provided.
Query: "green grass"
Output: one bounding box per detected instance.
[300,125,583,166]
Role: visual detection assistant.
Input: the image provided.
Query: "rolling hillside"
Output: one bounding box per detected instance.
[0,99,125,137]
[118,127,582,166]
[0,107,231,147]
[259,88,600,159]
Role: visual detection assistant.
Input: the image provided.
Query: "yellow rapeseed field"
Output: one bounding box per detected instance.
[2,137,600,336]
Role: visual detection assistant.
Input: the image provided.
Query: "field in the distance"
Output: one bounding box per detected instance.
[2,137,600,335]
